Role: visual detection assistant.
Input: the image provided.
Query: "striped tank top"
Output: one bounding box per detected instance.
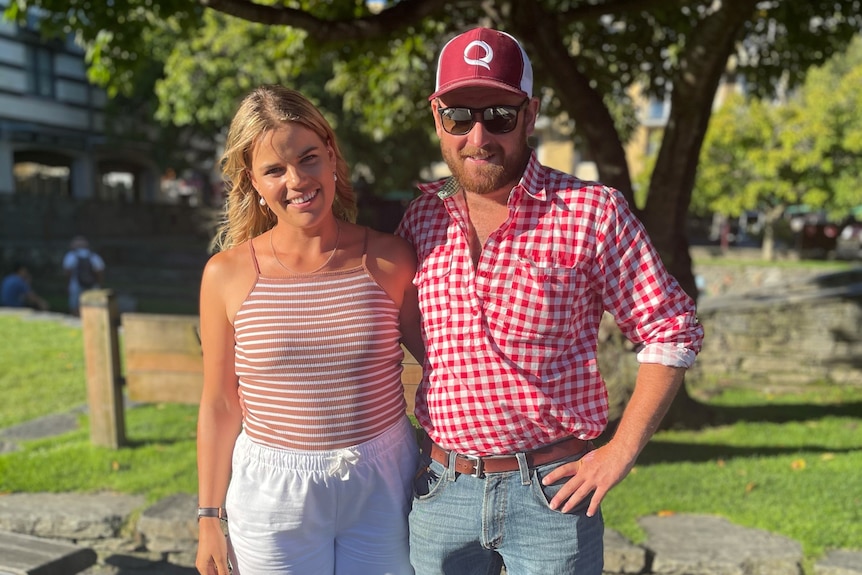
[233,235,407,450]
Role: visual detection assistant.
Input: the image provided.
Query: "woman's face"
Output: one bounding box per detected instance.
[249,123,336,229]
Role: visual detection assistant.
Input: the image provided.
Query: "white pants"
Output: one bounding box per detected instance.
[225,417,418,575]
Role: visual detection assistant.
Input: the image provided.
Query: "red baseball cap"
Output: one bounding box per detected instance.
[429,27,533,101]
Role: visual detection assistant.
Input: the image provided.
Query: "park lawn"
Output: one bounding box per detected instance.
[0,313,88,428]
[604,387,862,558]
[1,313,860,568]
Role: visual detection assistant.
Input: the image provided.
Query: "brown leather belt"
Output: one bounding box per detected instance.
[426,436,589,478]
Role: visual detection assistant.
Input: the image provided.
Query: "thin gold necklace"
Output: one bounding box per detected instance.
[269,221,341,275]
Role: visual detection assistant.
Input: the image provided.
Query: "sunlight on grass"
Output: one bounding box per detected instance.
[605,448,862,557]
[0,315,88,428]
[2,313,861,567]
[0,403,199,503]
[606,386,862,559]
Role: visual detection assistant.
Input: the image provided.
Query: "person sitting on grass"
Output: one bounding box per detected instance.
[1,262,49,311]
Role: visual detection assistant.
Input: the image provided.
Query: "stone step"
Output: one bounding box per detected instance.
[0,530,96,575]
[0,492,860,575]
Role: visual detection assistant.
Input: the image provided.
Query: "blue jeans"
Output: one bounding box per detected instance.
[409,449,603,575]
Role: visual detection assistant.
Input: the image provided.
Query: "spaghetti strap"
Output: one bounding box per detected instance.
[249,237,262,275]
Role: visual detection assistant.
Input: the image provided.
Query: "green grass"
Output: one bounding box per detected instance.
[0,403,198,502]
[0,314,89,427]
[1,313,861,568]
[692,255,854,271]
[0,313,199,503]
[605,389,862,559]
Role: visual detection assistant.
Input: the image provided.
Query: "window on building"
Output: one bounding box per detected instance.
[27,45,54,97]
[646,97,668,122]
[14,161,70,196]
[102,171,136,202]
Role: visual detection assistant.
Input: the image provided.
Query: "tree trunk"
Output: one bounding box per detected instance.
[520,1,760,428]
[643,1,759,270]
[642,0,759,426]
[512,5,635,202]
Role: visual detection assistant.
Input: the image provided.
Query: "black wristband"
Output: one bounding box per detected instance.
[197,507,226,521]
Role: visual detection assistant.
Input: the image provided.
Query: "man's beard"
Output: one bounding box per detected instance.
[441,141,527,196]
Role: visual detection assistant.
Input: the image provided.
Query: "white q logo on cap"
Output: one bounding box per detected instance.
[463,40,493,70]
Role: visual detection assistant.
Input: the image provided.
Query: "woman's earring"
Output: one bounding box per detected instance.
[333,172,338,182]
[259,196,266,206]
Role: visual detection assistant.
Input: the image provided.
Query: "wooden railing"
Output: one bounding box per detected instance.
[80,290,421,448]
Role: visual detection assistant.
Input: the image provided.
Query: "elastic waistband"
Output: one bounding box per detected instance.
[236,416,414,471]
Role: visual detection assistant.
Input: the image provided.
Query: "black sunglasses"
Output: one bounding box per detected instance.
[437,100,528,136]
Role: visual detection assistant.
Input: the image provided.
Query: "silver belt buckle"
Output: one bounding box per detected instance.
[462,454,484,478]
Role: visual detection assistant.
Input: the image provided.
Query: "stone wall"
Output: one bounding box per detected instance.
[689,264,862,389]
[597,260,862,422]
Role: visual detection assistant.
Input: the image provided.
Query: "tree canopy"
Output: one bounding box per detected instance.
[694,36,862,257]
[7,0,861,428]
[7,0,860,296]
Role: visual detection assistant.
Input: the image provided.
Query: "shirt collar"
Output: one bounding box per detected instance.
[518,150,547,201]
[417,150,547,202]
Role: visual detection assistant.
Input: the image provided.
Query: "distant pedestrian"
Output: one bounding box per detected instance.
[62,236,105,316]
[1,262,49,310]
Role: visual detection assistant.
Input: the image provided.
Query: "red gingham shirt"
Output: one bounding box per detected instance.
[397,152,704,456]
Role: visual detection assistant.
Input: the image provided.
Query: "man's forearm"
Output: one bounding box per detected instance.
[607,363,686,461]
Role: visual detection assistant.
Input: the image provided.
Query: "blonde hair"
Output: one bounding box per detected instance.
[210,85,357,252]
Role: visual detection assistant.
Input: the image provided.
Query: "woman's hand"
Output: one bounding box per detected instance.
[196,518,230,574]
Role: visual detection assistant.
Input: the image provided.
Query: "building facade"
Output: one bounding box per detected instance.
[0,7,159,201]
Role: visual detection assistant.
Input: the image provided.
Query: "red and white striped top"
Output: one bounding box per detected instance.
[233,241,406,450]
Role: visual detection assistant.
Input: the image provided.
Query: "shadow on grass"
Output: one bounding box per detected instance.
[637,441,858,465]
[120,437,196,449]
[708,401,862,425]
[600,400,862,465]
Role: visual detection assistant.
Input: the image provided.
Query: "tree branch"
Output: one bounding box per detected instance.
[511,2,634,198]
[557,0,694,25]
[199,0,699,38]
[199,0,452,40]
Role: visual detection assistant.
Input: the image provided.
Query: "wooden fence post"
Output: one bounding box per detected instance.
[80,289,126,448]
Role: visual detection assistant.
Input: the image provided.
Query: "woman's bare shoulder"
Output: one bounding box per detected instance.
[203,243,250,280]
[201,240,259,313]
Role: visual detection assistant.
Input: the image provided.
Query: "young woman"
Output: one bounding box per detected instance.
[195,85,422,575]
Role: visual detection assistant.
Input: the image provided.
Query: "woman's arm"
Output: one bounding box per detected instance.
[195,252,244,575]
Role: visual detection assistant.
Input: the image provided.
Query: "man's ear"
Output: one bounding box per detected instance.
[524,97,540,137]
[431,100,444,138]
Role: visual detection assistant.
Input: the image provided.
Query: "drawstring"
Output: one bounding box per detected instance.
[327,448,360,479]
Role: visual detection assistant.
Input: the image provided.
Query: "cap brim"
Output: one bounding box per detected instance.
[428,79,529,101]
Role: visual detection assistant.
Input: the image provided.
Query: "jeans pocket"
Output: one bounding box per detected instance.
[412,458,448,502]
[530,453,593,515]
